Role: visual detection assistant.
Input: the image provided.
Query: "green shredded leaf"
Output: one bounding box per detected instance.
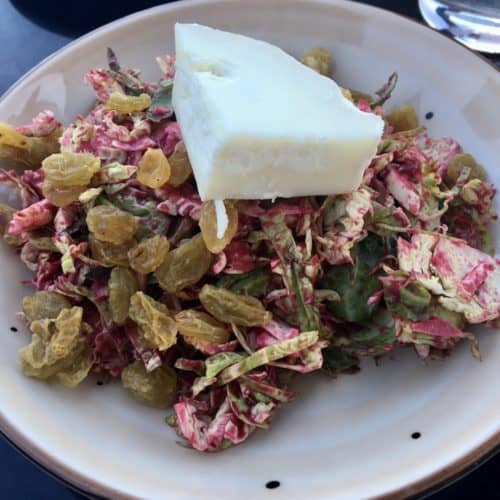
[61,251,76,274]
[261,214,319,331]
[218,330,318,385]
[290,263,318,331]
[372,72,398,107]
[322,347,360,375]
[147,79,174,122]
[192,376,217,397]
[216,266,270,297]
[346,308,396,357]
[107,47,121,72]
[205,352,246,378]
[240,376,294,403]
[321,233,385,322]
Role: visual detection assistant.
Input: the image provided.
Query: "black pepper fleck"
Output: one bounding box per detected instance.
[266,481,280,489]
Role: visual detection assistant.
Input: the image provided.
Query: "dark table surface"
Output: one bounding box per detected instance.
[1,0,499,498]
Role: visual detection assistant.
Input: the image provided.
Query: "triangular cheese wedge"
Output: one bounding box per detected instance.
[173,23,384,201]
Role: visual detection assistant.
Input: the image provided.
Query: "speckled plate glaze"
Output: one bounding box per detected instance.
[0,1,498,499]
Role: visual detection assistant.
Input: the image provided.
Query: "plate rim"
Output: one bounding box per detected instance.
[0,0,499,498]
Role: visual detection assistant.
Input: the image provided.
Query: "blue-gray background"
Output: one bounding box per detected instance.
[0,0,498,498]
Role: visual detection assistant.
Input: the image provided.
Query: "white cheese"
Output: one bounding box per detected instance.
[214,199,228,239]
[173,23,384,201]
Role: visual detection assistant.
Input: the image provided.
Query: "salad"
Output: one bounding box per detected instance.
[0,48,498,452]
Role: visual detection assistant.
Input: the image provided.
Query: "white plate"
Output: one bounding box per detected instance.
[0,1,499,499]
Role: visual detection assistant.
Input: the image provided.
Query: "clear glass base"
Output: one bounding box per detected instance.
[419,0,500,53]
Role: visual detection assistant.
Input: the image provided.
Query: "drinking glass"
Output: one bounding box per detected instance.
[419,0,500,53]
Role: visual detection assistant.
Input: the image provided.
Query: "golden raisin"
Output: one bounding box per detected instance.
[445,153,486,185]
[199,200,238,254]
[22,291,71,323]
[199,285,271,327]
[137,148,171,189]
[122,361,177,408]
[86,205,138,244]
[128,234,170,274]
[386,105,419,132]
[300,47,332,76]
[42,152,100,187]
[42,152,101,207]
[155,233,212,293]
[105,92,152,113]
[0,123,61,168]
[167,141,192,187]
[89,235,135,267]
[175,309,230,344]
[108,267,139,326]
[129,292,177,351]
